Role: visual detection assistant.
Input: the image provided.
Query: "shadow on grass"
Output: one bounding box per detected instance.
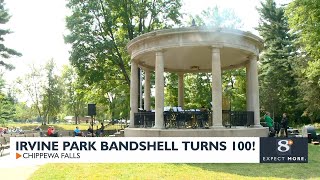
[187,144,320,179]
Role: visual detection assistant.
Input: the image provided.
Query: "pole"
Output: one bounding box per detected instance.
[91,115,94,137]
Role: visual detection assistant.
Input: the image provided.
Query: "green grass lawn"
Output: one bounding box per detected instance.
[5,123,124,131]
[29,145,320,180]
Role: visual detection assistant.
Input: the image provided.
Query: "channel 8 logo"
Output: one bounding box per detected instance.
[276,139,293,155]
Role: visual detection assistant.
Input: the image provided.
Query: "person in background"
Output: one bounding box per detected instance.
[4,127,9,134]
[48,126,58,137]
[197,105,207,128]
[34,125,41,131]
[99,122,105,136]
[74,126,83,136]
[47,126,52,136]
[87,125,95,137]
[281,113,289,137]
[264,112,275,136]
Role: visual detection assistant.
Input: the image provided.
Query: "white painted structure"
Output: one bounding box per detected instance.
[125,27,268,137]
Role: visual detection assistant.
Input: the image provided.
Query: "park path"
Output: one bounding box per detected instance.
[0,149,44,180]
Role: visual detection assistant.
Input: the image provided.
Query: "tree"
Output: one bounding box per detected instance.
[17,64,46,123]
[14,102,35,122]
[17,61,64,125]
[0,73,15,125]
[286,0,320,122]
[257,0,298,122]
[187,6,242,28]
[0,0,21,70]
[65,0,182,116]
[61,65,86,124]
[42,59,64,124]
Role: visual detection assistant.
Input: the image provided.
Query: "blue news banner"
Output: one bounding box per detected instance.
[10,137,308,163]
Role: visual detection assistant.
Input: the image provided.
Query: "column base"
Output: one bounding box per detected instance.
[210,125,225,129]
[250,124,263,128]
[153,125,165,129]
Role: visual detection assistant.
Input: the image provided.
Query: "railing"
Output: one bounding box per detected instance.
[222,110,254,127]
[134,110,254,128]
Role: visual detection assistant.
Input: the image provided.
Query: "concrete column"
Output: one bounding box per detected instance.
[129,61,139,128]
[144,68,151,111]
[246,55,261,127]
[154,50,165,129]
[178,73,184,108]
[211,47,223,128]
[139,69,143,109]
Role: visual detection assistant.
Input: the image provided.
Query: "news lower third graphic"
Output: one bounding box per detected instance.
[260,137,308,163]
[10,137,308,163]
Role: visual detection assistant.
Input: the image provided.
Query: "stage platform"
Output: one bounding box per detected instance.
[124,127,269,137]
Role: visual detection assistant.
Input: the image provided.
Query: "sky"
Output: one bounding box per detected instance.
[2,0,291,87]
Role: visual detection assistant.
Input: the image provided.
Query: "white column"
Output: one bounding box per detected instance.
[144,69,151,111]
[246,55,261,127]
[211,47,223,128]
[178,73,184,108]
[129,61,139,128]
[154,50,165,129]
[139,69,143,109]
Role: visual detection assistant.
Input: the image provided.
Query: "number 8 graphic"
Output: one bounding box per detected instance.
[278,140,290,152]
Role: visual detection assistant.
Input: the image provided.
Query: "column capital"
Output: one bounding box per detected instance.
[248,54,258,60]
[155,49,165,54]
[131,60,138,66]
[211,45,223,51]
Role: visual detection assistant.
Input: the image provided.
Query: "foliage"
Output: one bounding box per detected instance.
[222,69,247,111]
[286,0,320,122]
[42,59,64,124]
[14,102,35,121]
[17,64,46,121]
[17,60,64,124]
[0,0,21,70]
[0,73,15,125]
[187,6,242,28]
[164,73,178,107]
[61,65,86,124]
[286,0,320,60]
[65,0,182,117]
[257,0,299,122]
[184,73,212,109]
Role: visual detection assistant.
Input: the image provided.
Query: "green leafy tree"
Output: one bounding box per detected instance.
[257,0,298,122]
[17,64,46,123]
[65,0,182,116]
[187,6,242,28]
[0,73,15,125]
[61,65,86,124]
[42,59,64,124]
[0,0,21,70]
[14,102,35,122]
[164,73,178,107]
[286,0,320,122]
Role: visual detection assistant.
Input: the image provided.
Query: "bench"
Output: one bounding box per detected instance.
[0,136,10,156]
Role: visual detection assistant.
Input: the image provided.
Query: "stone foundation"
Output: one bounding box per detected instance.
[124,127,269,137]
